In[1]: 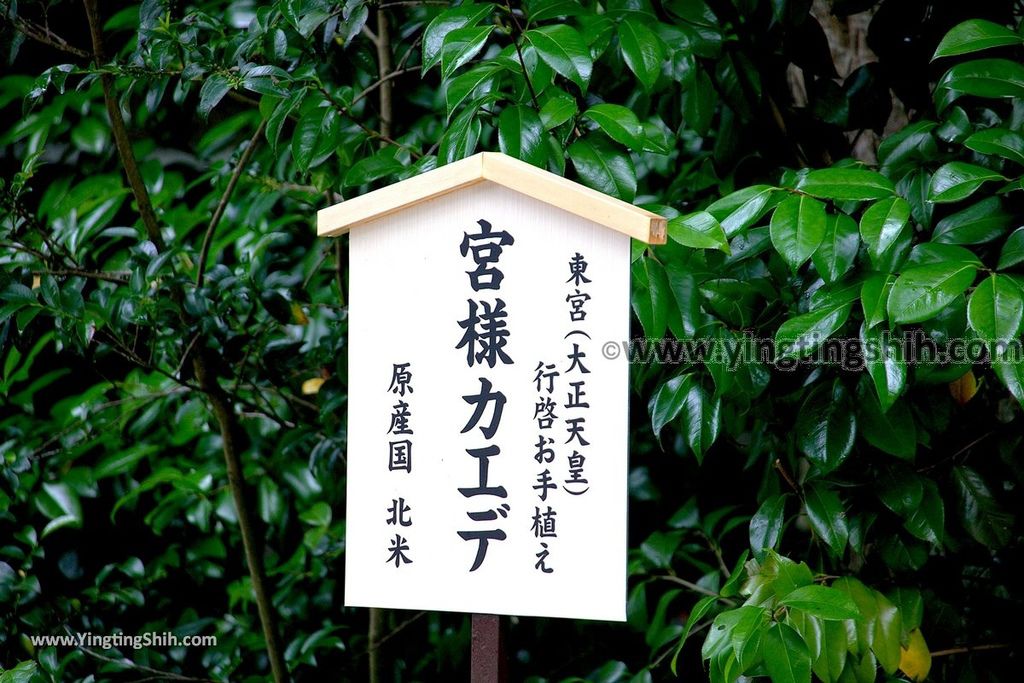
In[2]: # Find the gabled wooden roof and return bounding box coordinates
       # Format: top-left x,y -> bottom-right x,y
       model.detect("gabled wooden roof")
316,152 -> 667,244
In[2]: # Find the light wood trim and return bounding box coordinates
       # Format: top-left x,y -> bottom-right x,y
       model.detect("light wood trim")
317,155 -> 485,236
479,152 -> 666,244
316,151 -> 667,244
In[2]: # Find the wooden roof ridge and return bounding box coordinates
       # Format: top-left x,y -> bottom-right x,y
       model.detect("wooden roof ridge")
316,151 -> 667,244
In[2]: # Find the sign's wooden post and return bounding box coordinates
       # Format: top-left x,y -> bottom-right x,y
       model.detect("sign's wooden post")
318,152 -> 666,677
471,614 -> 506,683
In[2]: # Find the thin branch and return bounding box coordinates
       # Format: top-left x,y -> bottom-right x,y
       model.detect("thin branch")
9,14 -> 91,58
82,0 -> 164,251
655,575 -> 736,604
931,643 -> 1011,658
351,66 -> 420,108
364,611 -> 427,655
78,647 -> 218,683
196,119 -> 267,285
36,268 -> 129,284
505,3 -> 540,110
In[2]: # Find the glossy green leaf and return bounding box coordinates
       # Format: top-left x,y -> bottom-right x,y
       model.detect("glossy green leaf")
708,185 -> 778,237
933,19 -> 1023,59
526,25 -> 593,90
861,323 -> 906,413
964,127 -> 1024,165
952,465 -> 1012,548
927,162 -> 1004,203
796,381 -> 855,474
649,374 -> 687,439
860,274 -> 894,329
497,105 -> 546,167
967,274 -> 1024,348
937,58 -> 1024,106
667,211 -> 729,253
538,90 -> 577,130
804,483 -> 849,559
770,195 -> 827,271
750,494 -> 786,555
423,4 -> 494,71
780,585 -> 861,621
618,18 -> 665,91
933,196 -> 1011,245
998,227 -> 1024,270
440,26 -> 495,79
568,137 -> 636,201
763,622 -> 811,683
582,103 -> 643,149
677,375 -> 721,463
776,303 -> 852,359
859,389 -> 916,459
797,168 -> 895,201
812,213 -> 859,283
886,262 -> 977,324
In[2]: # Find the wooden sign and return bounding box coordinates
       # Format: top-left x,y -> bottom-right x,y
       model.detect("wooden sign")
319,153 -> 665,621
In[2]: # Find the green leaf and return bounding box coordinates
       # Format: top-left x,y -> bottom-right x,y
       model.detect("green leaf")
992,343 -> 1024,405
538,90 -> 578,130
631,256 -> 670,338
952,465 -> 1012,548
967,274 -> 1024,349
708,185 -> 778,237
423,4 -> 494,71
439,101 -> 482,163
526,25 -> 593,90
797,168 -> 895,201
198,73 -> 231,118
775,303 -> 852,359
932,19 -> 1023,59
37,481 -> 83,538
780,586 -> 861,621
667,211 -> 729,253
812,620 -> 849,683
750,494 -> 786,555
904,479 -> 945,545
869,592 -> 902,674
446,64 -> 501,119
859,387 -> 916,459
964,127 -> 1024,166
344,153 -> 405,187
937,58 -> 1024,106
859,197 -> 909,260
796,380 -> 855,474
440,26 -> 495,79
770,195 -> 827,271
933,196 -> 1011,245
618,18 -> 665,91
886,262 -> 977,324
860,274 -> 894,328
650,374 -> 687,440
671,595 -> 718,674
582,103 -> 643,150
497,105 -> 546,168
860,322 -> 906,413
812,213 -> 859,283
998,227 -> 1024,270
568,137 -> 636,201
927,162 -> 1004,203
763,623 -> 812,683
804,483 -> 848,559
678,374 -> 720,463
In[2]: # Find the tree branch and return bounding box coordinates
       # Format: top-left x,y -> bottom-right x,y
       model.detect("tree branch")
8,14 -> 91,58
82,0 -> 164,251
196,119 -> 266,285
193,358 -> 290,683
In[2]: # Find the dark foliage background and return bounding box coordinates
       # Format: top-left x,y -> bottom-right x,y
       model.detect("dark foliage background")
1,0 -> 1023,681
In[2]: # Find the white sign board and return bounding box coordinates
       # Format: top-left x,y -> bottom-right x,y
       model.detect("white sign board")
344,180 -> 630,621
